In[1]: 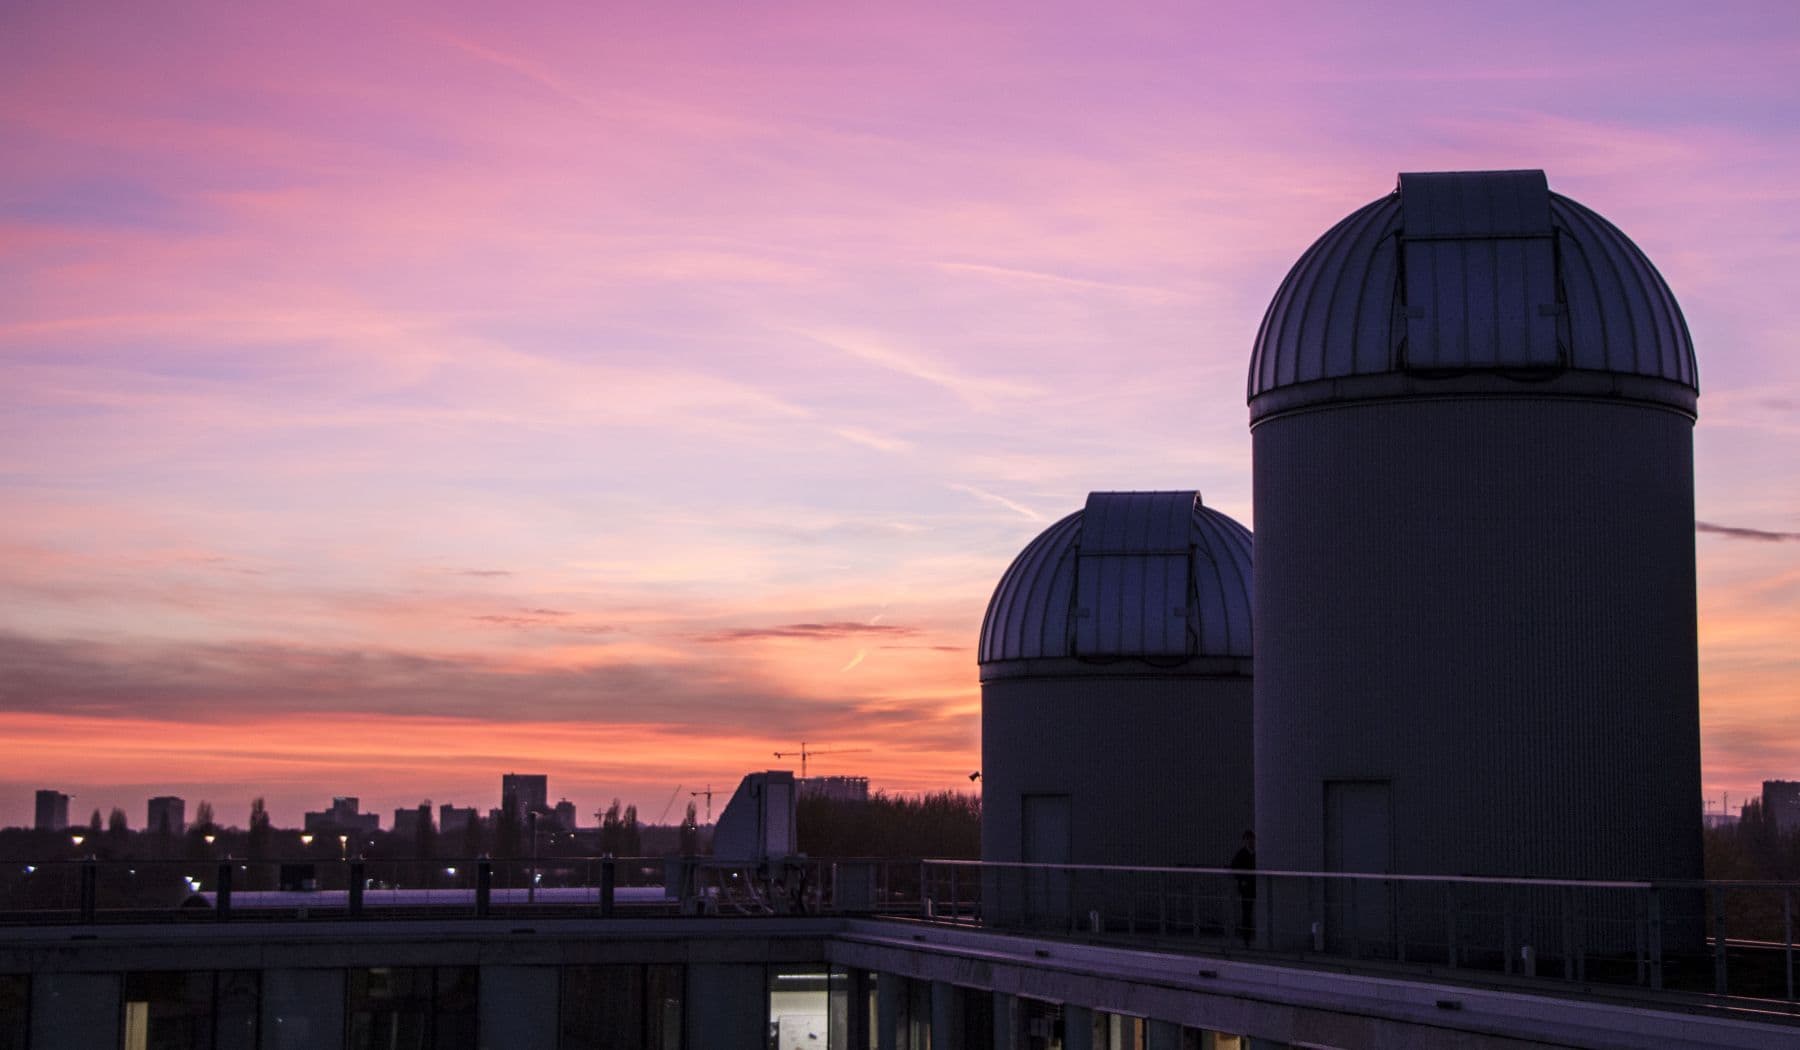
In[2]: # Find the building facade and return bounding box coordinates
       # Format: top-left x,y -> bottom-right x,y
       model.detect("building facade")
502,774 -> 549,820
303,797 -> 381,835
145,796 -> 185,837
32,791 -> 69,833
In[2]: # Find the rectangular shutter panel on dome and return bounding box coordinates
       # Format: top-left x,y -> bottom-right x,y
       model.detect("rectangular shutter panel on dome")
1074,492 -> 1191,656
1398,170 -> 1560,370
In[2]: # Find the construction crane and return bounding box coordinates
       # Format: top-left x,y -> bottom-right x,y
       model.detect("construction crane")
689,785 -> 715,823
654,784 -> 684,825
771,741 -> 871,779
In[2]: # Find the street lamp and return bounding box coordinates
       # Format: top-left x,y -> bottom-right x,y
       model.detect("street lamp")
70,834 -> 85,848
337,834 -> 348,861
300,833 -> 314,847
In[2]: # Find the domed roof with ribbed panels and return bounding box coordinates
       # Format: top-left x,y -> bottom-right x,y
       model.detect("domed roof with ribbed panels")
978,491 -> 1252,678
1247,170 -> 1696,422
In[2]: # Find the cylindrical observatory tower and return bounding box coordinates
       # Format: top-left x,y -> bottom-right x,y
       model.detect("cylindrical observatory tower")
980,490 -> 1253,883
1249,171 -> 1703,896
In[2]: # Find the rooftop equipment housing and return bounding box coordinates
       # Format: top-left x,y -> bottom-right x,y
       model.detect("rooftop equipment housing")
1248,171 -> 1703,949
979,490 -> 1253,920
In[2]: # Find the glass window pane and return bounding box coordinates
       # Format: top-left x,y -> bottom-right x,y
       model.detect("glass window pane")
645,964 -> 683,1050
433,967 -> 478,1050
559,966 -> 643,1050
214,972 -> 260,1050
0,976 -> 26,1050
347,967 -> 431,1050
123,971 -> 214,1050
768,966 -> 830,1050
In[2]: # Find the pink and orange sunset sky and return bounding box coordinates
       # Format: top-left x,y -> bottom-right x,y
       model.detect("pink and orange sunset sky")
2,1 -> 1797,830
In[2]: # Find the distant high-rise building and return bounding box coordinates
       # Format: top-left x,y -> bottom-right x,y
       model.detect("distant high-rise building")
502,773 -> 549,820
798,776 -> 870,804
147,796 -> 185,836
33,790 -> 70,832
553,798 -> 578,832
393,803 -> 433,840
303,796 -> 380,834
439,804 -> 478,837
1765,781 -> 1800,834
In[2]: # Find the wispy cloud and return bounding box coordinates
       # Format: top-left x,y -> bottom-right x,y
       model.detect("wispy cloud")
1698,521 -> 1800,542
947,483 -> 1044,523
832,425 -> 913,453
794,328 -> 1039,411
935,260 -> 1185,301
697,622 -> 921,643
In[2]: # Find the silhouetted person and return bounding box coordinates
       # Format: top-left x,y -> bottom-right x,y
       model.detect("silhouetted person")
1230,830 -> 1256,946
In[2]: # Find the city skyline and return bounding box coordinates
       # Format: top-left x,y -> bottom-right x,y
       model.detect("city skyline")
3,1 -> 1799,828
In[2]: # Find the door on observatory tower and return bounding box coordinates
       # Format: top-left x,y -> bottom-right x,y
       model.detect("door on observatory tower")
1324,780 -> 1393,956
1021,794 -> 1071,930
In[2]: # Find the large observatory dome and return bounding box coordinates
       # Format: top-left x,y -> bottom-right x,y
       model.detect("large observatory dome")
1247,170 -> 1696,422
978,490 -> 1252,675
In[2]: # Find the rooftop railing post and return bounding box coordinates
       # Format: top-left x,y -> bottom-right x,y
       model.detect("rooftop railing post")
1786,887 -> 1794,1002
919,860 -> 930,919
476,859 -> 491,918
1503,886 -> 1516,977
1561,885 -> 1576,981
1647,886 -> 1664,991
1190,872 -> 1201,940
949,866 -> 959,924
1574,889 -> 1586,983
79,857 -> 97,924
348,860 -> 364,918
1349,876 -> 1362,960
216,862 -> 232,923
599,854 -> 615,918
1393,878 -> 1405,963
1635,892 -> 1646,987
1712,885 -> 1728,996
1259,873 -> 1272,952
1445,883 -> 1458,969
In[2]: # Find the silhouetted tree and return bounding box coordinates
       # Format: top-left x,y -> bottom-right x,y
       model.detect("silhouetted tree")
796,790 -> 980,858
599,799 -> 641,855
87,809 -> 103,835
246,798 -> 272,861
107,807 -> 129,837
185,801 -> 218,861
679,801 -> 701,856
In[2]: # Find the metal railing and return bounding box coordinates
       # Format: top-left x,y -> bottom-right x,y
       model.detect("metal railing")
9,853 -> 1796,1010
0,854 -> 929,924
918,859 -> 1800,1010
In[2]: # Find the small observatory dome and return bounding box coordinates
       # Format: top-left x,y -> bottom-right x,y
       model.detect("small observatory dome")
980,490 -> 1252,670
1249,172 -> 1703,950
978,491 -> 1254,898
